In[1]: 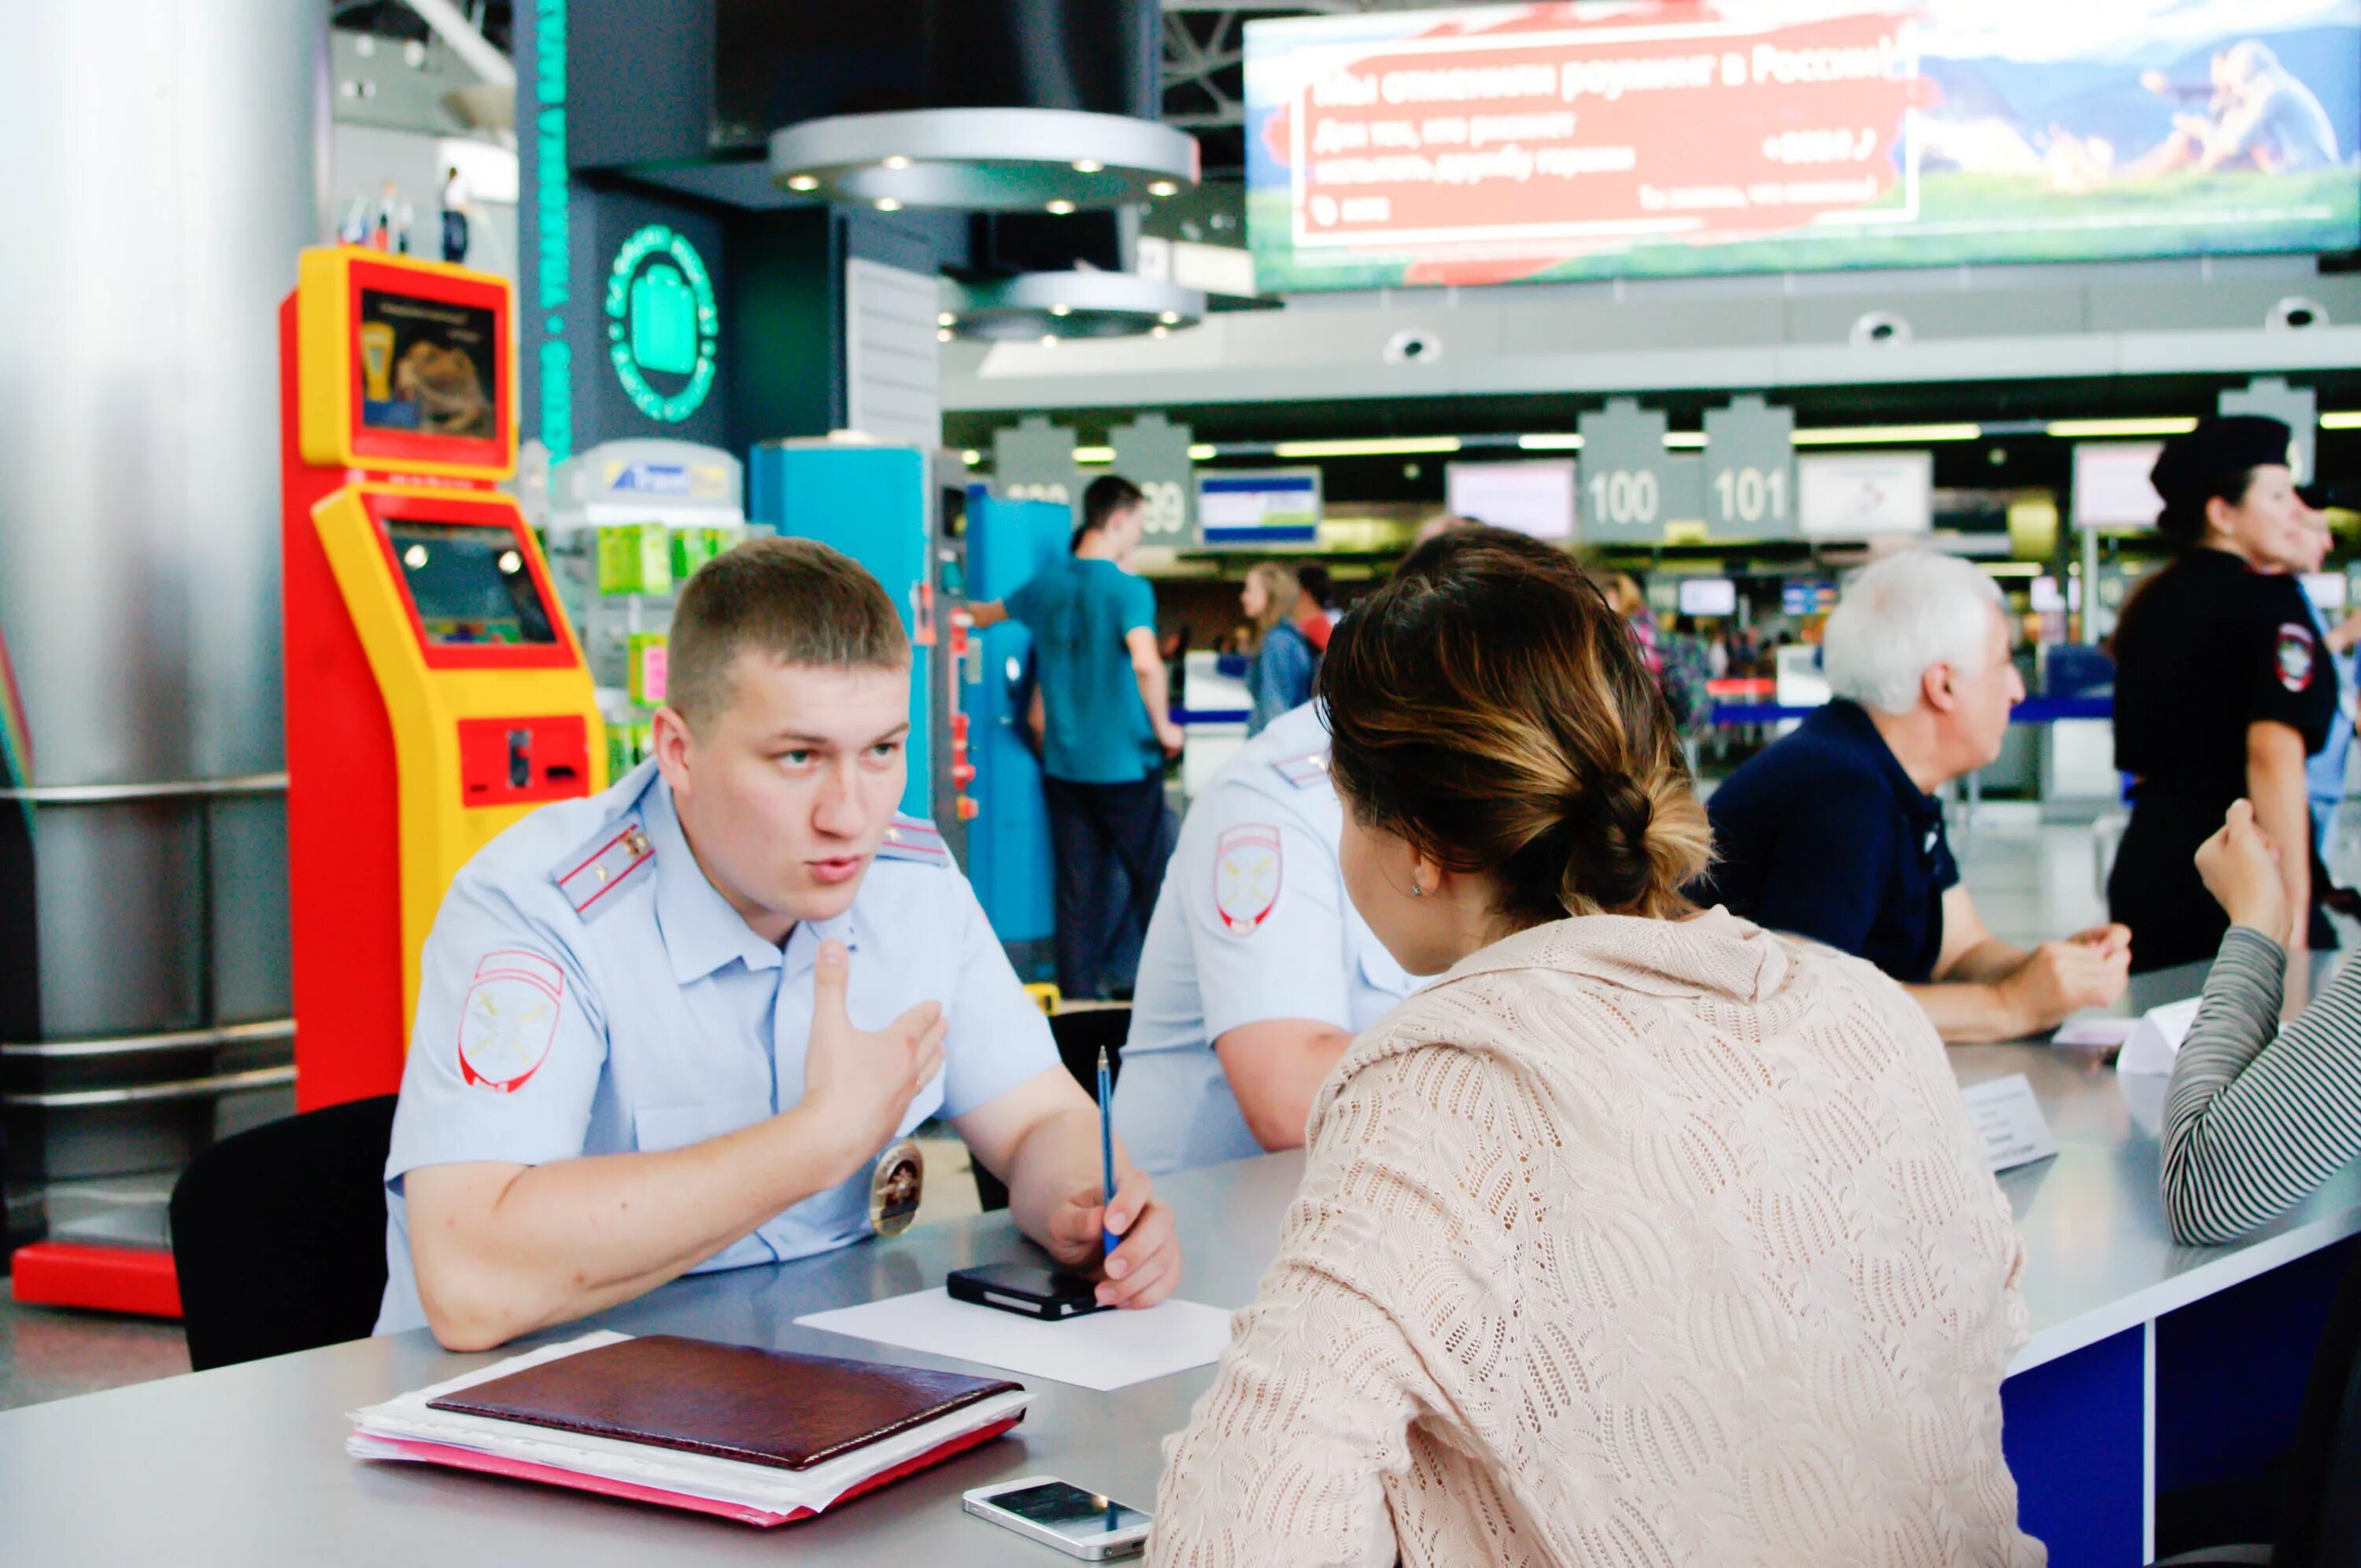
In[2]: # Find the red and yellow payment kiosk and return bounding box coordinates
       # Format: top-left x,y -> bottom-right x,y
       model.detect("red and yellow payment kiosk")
281,247 -> 603,1110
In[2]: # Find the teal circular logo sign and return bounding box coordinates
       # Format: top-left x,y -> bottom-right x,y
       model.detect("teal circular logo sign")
605,224 -> 718,423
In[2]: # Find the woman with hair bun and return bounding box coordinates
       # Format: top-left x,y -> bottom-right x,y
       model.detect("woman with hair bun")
2109,415 -> 2337,972
1148,526 -> 2038,1568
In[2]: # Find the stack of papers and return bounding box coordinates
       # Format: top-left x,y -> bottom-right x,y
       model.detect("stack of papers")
348,1331 -> 1032,1526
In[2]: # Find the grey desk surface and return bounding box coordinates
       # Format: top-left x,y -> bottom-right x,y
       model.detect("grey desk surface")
6,961 -> 2360,1566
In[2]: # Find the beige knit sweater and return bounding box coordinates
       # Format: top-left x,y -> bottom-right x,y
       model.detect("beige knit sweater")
1150,909 -> 2041,1568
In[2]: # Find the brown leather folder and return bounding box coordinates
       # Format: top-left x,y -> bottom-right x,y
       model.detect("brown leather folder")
427,1334 -> 1022,1472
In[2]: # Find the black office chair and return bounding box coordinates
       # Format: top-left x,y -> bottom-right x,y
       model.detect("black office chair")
168,1094 -> 398,1371
2155,1242 -> 2361,1566
970,1006 -> 1130,1214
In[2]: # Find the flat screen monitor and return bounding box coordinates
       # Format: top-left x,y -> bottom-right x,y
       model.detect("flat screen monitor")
1678,577 -> 1738,617
1797,451 -> 1934,537
357,290 -> 499,441
1446,459 -> 1576,540
2072,441 -> 2167,529
384,522 -> 558,647
1243,0 -> 2361,292
1197,469 -> 1323,546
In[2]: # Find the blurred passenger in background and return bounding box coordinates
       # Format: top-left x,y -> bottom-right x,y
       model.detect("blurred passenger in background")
2111,417 -> 2338,972
1701,552 -> 2130,1041
1294,562 -> 1338,653
1241,562 -> 1317,736
2293,506 -> 2361,874
970,476 -> 1184,999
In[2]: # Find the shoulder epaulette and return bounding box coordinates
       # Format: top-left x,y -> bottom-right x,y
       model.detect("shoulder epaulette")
877,814 -> 951,868
551,814 -> 655,921
1273,747 -> 1330,789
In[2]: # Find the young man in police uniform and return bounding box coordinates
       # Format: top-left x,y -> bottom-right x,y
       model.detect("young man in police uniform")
1114,700 -> 1418,1174
377,538 -> 1180,1350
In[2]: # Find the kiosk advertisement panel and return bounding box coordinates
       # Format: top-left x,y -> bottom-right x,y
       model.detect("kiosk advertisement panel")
283,249 -> 601,1109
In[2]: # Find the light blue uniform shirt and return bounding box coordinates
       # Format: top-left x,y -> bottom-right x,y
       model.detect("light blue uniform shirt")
376,761 -> 1056,1334
1113,703 -> 1417,1175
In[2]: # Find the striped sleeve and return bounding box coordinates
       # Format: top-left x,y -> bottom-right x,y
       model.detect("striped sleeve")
2162,928 -> 2361,1245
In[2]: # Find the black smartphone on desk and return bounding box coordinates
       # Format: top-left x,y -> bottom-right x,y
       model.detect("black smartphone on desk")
946,1264 -> 1109,1321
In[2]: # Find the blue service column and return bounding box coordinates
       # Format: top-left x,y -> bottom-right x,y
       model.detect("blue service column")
963,491 -> 1071,956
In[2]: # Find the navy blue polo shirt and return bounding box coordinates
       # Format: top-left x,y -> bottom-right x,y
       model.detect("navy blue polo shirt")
1698,699 -> 1959,983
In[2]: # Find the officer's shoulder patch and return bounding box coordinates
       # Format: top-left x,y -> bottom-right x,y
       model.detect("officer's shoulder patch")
876,814 -> 951,868
1272,747 -> 1330,789
1214,823 -> 1284,935
2278,621 -> 2319,692
551,814 -> 655,921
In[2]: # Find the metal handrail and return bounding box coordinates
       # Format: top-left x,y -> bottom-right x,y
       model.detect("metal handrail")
2,1064 -> 296,1108
0,772 -> 288,806
0,1018 -> 295,1060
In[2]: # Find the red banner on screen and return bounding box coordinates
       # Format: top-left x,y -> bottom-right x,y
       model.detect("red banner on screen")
1280,9 -> 1929,265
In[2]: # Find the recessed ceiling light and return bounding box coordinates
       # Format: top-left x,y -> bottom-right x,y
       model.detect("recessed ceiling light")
937,327 -> 953,342
1147,180 -> 1178,197
1157,311 -> 1182,326
1040,334 -> 1058,347
1150,325 -> 1170,339
961,449 -> 982,465
874,197 -> 903,212
937,312 -> 955,327
882,154 -> 911,170
788,174 -> 819,192
1049,304 -> 1072,317
1045,199 -> 1076,216
1072,159 -> 1104,174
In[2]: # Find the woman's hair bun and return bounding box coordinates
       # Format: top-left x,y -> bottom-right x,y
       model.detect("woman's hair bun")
1319,526 -> 1712,925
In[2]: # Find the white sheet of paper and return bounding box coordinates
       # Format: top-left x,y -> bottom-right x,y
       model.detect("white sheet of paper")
794,1289 -> 1234,1393
2118,996 -> 2204,1075
1961,1074 -> 2058,1173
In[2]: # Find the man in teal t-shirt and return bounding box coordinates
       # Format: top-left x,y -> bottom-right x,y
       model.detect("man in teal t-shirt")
973,477 -> 1184,998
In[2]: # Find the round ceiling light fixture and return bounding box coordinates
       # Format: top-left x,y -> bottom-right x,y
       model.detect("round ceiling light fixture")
940,271 -> 1206,342
771,108 -> 1199,211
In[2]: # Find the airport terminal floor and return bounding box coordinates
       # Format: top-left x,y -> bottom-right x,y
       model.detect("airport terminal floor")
17,2 -> 2361,1566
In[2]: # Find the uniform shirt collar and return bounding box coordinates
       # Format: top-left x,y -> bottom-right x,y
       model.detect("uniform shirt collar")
640,773 -> 841,983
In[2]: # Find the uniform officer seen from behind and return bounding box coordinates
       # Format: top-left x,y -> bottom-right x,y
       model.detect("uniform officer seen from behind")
378,538 -> 1180,1350
1115,700 -> 1418,1175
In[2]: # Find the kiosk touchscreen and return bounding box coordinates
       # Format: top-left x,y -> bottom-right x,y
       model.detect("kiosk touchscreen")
283,248 -> 603,1109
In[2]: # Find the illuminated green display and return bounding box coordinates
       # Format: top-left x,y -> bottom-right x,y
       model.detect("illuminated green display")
605,225 -> 719,424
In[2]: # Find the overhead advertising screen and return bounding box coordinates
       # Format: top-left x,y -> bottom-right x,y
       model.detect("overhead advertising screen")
1446,459 -> 1577,540
357,290 -> 499,440
1244,0 -> 2361,291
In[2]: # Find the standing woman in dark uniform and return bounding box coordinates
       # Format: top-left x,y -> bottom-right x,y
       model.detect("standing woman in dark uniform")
2111,416 -> 2336,972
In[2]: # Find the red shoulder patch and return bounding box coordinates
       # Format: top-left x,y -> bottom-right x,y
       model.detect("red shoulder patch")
2278,622 -> 2319,692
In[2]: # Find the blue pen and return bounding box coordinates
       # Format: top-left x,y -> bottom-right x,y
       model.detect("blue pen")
1097,1045 -> 1119,1257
